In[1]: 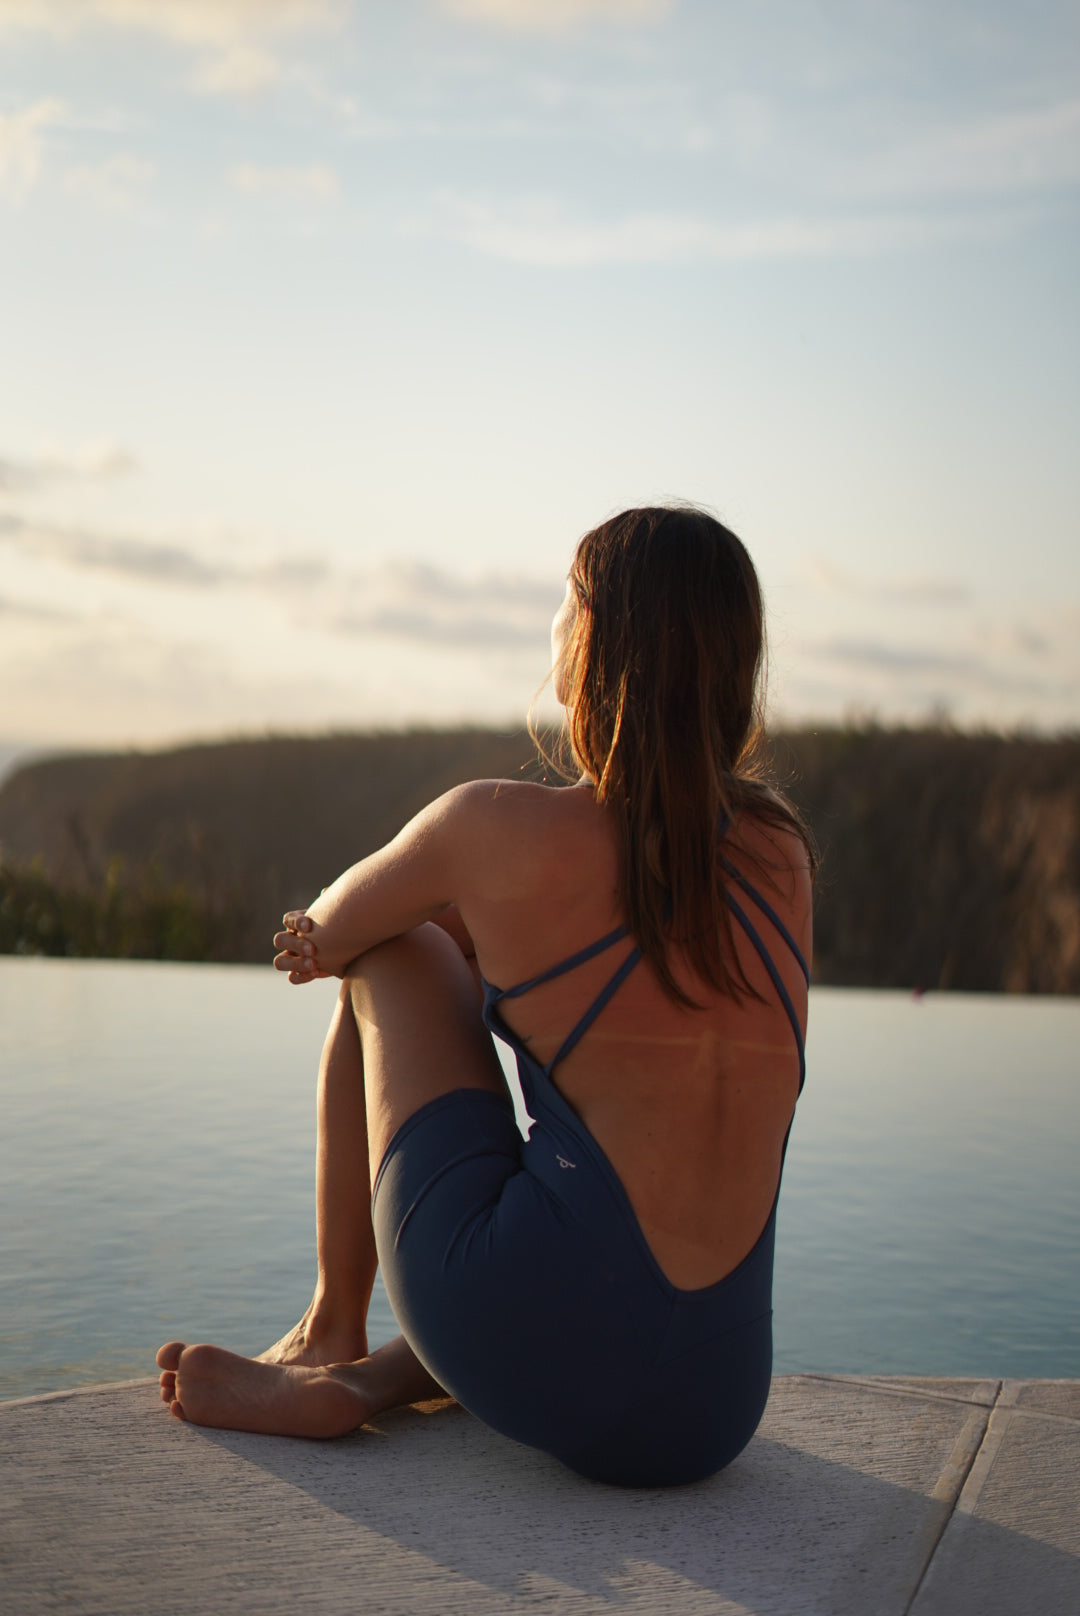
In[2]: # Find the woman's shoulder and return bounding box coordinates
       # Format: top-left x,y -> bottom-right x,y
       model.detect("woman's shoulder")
433,775 -> 566,822
729,785 -> 811,869
436,775 -> 594,831
724,795 -> 813,960
434,777 -> 615,900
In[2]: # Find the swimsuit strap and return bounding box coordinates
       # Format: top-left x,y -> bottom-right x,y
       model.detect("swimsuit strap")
488,921 -> 632,1002
725,890 -> 807,1093
486,861 -> 807,1086
541,941 -> 643,1076
720,857 -> 811,984
484,923 -> 643,1079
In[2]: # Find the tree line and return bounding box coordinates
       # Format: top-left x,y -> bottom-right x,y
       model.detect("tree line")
1,726 -> 1077,992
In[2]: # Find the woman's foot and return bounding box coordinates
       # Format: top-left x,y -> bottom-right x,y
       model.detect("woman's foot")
255,1301 -> 368,1369
156,1342 -> 372,1437
156,1335 -> 446,1438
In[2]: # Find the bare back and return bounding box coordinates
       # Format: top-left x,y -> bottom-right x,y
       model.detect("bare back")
458,780 -> 812,1291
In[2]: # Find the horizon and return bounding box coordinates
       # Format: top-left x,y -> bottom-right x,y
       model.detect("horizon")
4,709 -> 1077,795
2,0 -> 1078,750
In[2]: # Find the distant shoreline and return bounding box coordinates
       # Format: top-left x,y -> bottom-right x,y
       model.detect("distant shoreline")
2,725 -> 1078,993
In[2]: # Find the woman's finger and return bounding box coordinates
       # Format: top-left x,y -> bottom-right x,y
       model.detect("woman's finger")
273,930 -> 315,955
282,910 -> 312,933
274,950 -> 316,975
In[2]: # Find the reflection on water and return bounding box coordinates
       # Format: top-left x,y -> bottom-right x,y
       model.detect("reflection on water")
1,959 -> 1077,1400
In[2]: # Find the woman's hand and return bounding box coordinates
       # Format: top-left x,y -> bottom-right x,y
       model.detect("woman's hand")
273,910 -> 333,984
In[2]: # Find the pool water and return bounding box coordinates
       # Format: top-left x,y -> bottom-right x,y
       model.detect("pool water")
1,958 -> 1077,1401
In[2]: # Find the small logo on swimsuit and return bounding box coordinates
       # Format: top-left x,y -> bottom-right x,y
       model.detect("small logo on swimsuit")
556,1154 -> 577,1170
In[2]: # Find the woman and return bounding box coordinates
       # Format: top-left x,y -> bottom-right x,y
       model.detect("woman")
157,504 -> 813,1487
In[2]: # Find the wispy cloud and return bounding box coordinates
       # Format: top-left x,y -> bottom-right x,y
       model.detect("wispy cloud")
0,445 -> 138,494
0,592 -> 77,624
436,0 -> 672,32
438,191 -> 1002,266
227,161 -> 339,202
806,638 -> 982,678
0,616 -> 362,748
839,99 -> 1080,202
0,1 -> 339,99
797,614 -> 1080,709
64,152 -> 155,211
0,98 -> 64,203
0,510 -> 561,653
775,586 -> 1080,726
327,560 -> 560,650
807,558 -> 972,608
190,45 -> 282,97
0,1 -> 336,44
0,512 -> 230,586
331,606 -> 539,649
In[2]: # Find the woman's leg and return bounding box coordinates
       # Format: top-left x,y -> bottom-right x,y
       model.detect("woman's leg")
157,924 -> 509,1437
257,989 -> 378,1367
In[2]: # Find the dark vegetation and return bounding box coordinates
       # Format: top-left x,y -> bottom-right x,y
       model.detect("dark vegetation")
771,728 -> 1080,994
1,727 -> 1078,992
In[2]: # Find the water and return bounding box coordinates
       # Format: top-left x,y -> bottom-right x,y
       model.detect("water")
1,958 -> 1077,1401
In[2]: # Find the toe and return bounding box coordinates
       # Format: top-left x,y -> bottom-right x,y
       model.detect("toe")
169,1399 -> 187,1421
156,1341 -> 185,1371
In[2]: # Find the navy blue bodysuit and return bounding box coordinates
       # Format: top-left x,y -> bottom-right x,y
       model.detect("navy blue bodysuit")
372,867 -> 808,1487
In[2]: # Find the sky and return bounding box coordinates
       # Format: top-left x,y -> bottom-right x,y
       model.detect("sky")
1,0 -> 1078,766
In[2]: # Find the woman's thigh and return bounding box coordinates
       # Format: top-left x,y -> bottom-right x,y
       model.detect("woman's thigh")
345,922 -> 508,1185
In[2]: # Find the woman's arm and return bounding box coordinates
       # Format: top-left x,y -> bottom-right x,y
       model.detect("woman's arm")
429,903 -> 482,992
273,782 -> 494,982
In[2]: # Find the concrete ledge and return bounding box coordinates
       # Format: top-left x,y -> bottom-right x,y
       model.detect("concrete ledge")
2,1375 -> 1077,1614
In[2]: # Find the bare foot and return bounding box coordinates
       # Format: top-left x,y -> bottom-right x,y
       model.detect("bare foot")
156,1335 -> 446,1438
156,1341 -> 373,1437
256,1302 -> 368,1369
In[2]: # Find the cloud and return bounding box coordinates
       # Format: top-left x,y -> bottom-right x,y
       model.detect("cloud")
0,445 -> 138,494
844,99 -> 1080,202
0,98 -> 64,203
227,161 -> 339,202
0,1 -> 339,100
0,507 -> 339,592
798,629 -> 1079,708
807,558 -> 972,607
438,192 -> 1000,266
0,592 -> 77,623
380,560 -> 558,613
328,561 -> 560,651
0,616 -> 362,748
191,45 -> 281,96
63,153 -> 155,211
436,0 -> 671,31
0,510 -> 561,655
806,637 -> 981,677
776,592 -> 1080,726
331,606 -> 537,649
0,1 -> 334,44
0,512 -> 230,586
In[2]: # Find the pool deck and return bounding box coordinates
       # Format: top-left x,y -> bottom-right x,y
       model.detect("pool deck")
2,1374 -> 1077,1614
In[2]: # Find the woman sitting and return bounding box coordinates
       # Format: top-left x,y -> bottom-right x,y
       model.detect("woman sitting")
157,504 -> 813,1487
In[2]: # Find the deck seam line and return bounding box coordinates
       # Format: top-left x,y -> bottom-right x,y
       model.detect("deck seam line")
797,1373 -> 998,1408
0,1377 -> 158,1412
900,1378 -> 1002,1616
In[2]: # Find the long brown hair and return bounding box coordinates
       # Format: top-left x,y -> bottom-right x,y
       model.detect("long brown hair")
536,505 -> 814,1007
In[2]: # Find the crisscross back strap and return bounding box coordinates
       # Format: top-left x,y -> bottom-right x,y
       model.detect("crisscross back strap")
486,861 -> 807,1086
720,857 -> 811,984
483,923 -> 644,1080
488,922 -> 631,1004
725,891 -> 807,1092
540,941 -> 643,1076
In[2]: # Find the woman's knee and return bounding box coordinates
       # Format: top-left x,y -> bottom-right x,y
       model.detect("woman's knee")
342,923 -> 465,1007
